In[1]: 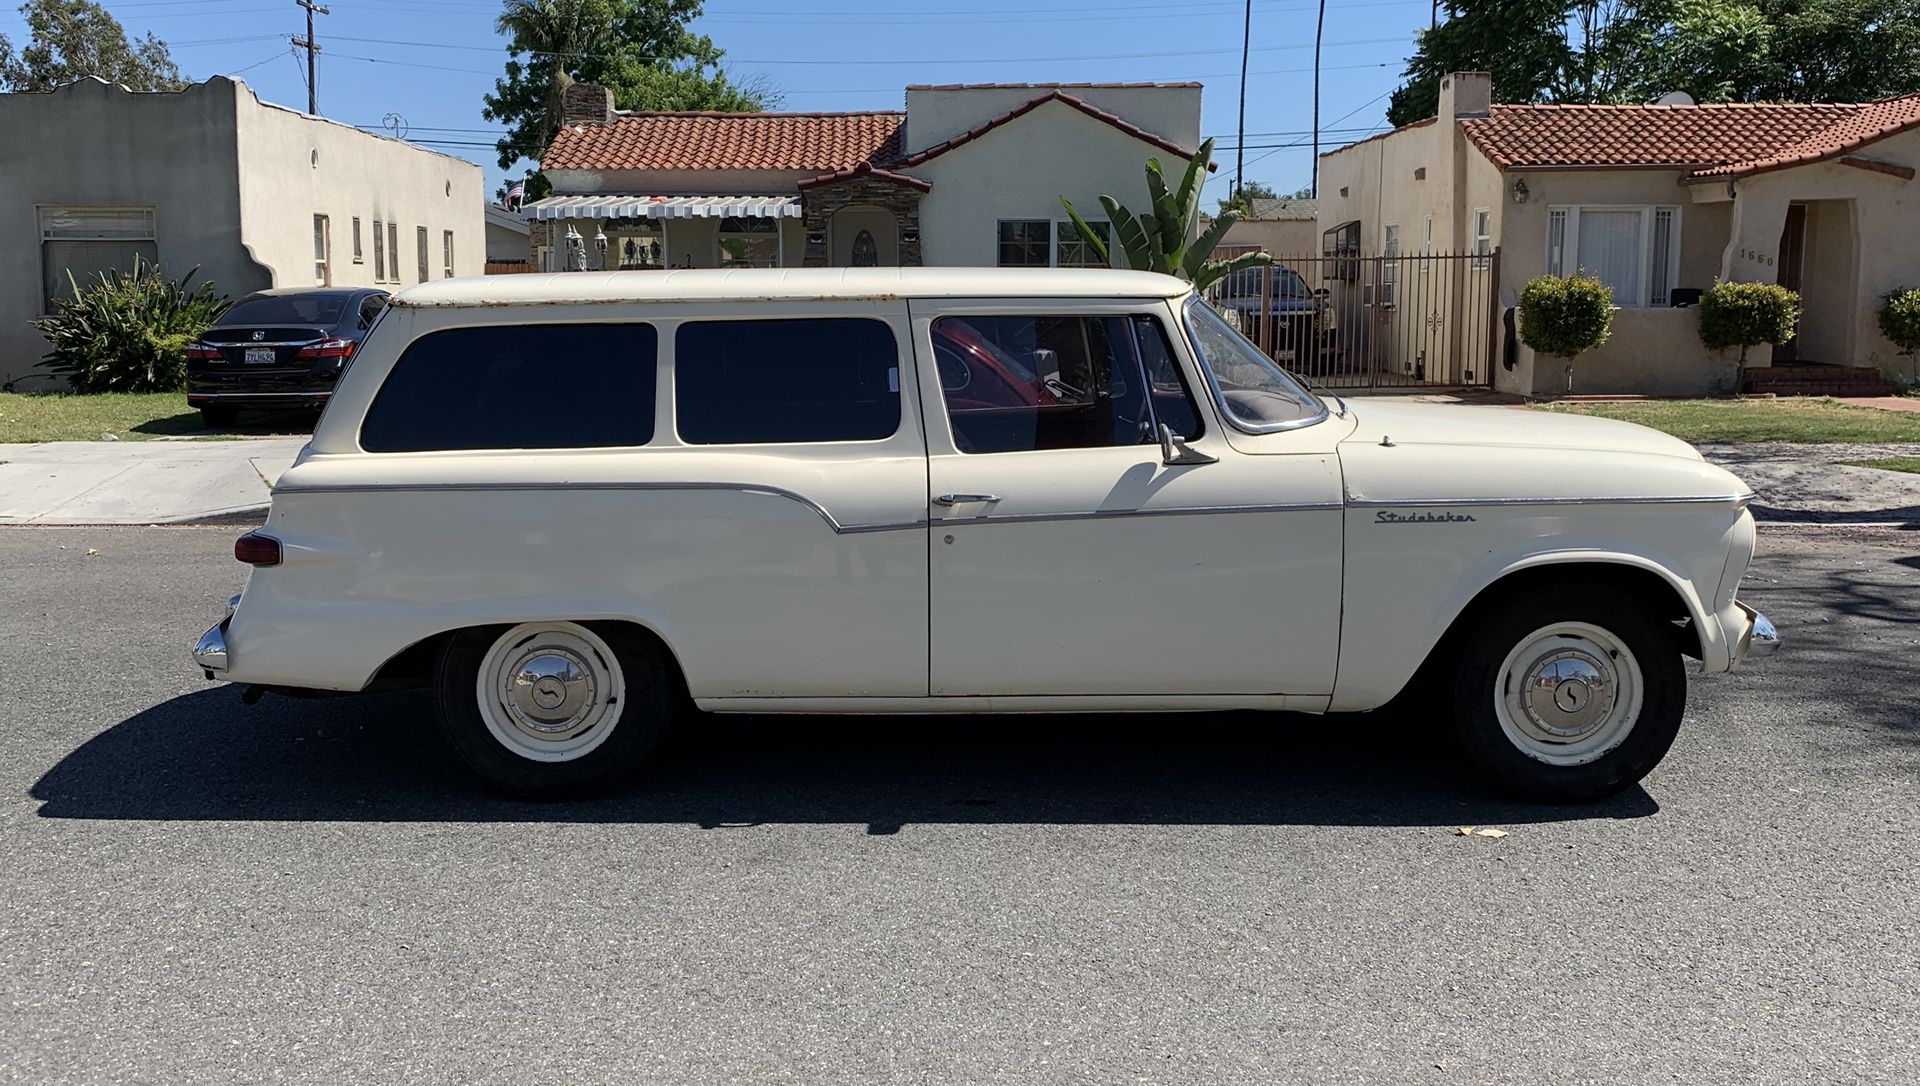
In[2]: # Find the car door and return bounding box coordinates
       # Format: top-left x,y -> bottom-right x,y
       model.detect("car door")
911,297 -> 1345,698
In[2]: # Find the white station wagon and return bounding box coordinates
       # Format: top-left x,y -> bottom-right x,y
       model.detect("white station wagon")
193,268 -> 1777,801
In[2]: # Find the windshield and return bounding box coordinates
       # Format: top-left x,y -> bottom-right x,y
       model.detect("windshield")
219,294 -> 349,326
1182,296 -> 1326,432
1220,266 -> 1312,299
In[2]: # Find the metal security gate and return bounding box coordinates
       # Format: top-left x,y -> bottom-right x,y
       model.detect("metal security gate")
1203,248 -> 1501,390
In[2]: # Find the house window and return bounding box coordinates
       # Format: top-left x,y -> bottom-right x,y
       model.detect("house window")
1056,220 -> 1110,267
387,222 -> 400,283
313,214 -> 331,285
351,217 -> 364,264
850,230 -> 879,267
372,219 -> 386,281
1544,205 -> 1680,307
1322,219 -> 1360,281
416,226 -> 429,283
608,222 -> 664,269
37,206 -> 158,311
444,230 -> 456,277
1380,224 -> 1399,308
1471,208 -> 1491,270
997,220 -> 1050,267
717,216 -> 778,268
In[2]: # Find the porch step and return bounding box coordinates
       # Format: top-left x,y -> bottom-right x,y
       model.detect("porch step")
1740,364 -> 1900,398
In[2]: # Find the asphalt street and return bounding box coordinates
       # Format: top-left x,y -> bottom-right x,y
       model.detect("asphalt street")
1,524 -> 1915,1084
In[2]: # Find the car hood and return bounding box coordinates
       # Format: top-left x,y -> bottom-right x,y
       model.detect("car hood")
1334,399 -> 1754,507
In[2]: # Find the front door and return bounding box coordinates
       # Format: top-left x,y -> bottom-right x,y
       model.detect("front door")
911,299 -> 1345,698
1775,204 -> 1807,362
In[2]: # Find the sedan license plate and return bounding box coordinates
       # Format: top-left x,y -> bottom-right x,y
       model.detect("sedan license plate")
244,347 -> 276,364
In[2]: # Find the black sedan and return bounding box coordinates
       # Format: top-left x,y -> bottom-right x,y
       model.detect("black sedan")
186,288 -> 388,427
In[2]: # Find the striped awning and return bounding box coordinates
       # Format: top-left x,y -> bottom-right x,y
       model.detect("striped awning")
521,195 -> 802,220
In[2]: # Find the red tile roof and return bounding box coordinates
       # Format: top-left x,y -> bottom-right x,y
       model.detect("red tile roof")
1448,95 -> 1920,180
893,89 -> 1206,169
795,161 -> 933,192
541,110 -> 903,173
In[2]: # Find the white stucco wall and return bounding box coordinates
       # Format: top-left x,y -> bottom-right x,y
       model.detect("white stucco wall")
903,85 -> 1201,157
911,96 -> 1198,268
234,87 -> 483,290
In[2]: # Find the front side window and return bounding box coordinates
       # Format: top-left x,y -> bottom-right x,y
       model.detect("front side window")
361,323 -> 656,452
1184,297 -> 1323,432
997,220 -> 1050,267
38,206 -> 158,310
675,318 -> 899,445
1544,205 -> 1679,307
932,313 -> 1200,455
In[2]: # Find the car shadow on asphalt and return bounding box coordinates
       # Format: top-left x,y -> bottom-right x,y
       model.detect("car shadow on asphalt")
30,688 -> 1657,829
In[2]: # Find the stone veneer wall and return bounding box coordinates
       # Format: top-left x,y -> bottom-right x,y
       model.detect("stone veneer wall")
800,178 -> 925,267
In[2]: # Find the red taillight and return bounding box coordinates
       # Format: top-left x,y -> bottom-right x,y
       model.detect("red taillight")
295,338 -> 355,360
187,341 -> 223,361
234,532 -> 282,567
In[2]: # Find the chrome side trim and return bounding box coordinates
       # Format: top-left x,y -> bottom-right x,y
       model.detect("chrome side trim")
271,480 -> 926,536
1346,492 -> 1756,509
214,339 -> 324,348
941,500 -> 1343,527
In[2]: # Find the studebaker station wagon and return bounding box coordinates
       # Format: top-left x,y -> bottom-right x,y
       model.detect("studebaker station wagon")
193,268 -> 1778,801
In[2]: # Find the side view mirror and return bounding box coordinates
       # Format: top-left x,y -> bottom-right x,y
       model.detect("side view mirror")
1160,423 -> 1217,466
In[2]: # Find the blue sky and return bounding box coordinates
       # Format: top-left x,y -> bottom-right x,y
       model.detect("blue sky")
2,0 -> 1437,201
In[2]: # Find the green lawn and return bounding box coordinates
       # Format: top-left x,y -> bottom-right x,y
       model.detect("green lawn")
1535,398 -> 1920,444
1838,456 -> 1920,474
0,392 -> 309,443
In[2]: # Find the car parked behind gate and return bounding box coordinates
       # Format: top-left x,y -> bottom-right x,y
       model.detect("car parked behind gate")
186,287 -> 389,427
192,268 -> 1777,801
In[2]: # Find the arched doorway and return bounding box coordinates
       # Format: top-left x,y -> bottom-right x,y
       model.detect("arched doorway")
830,205 -> 899,267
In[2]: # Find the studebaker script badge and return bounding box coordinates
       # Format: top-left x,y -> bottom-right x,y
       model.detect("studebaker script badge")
1375,510 -> 1477,524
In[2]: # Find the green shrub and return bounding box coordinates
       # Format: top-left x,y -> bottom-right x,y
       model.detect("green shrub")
1519,274 -> 1614,392
33,258 -> 231,393
1698,280 -> 1800,367
1880,288 -> 1920,355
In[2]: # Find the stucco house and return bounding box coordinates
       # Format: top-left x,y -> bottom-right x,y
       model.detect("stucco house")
0,76 -> 485,384
521,81 -> 1205,272
1218,197 -> 1318,255
1317,72 -> 1920,396
484,203 -> 531,270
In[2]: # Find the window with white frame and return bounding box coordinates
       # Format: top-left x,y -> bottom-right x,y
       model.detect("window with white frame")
443,230 -> 456,277
1471,208 -> 1491,269
1545,205 -> 1680,308
387,223 -> 400,283
1056,219 -> 1111,267
38,206 -> 158,311
372,219 -> 387,281
313,214 -> 331,285
1380,224 -> 1400,308
351,216 -> 364,264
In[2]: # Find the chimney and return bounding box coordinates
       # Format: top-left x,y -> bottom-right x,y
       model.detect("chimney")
1438,71 -> 1492,120
561,82 -> 616,126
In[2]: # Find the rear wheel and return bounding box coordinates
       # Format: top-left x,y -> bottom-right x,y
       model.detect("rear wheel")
1450,584 -> 1686,801
433,621 -> 673,799
199,404 -> 240,428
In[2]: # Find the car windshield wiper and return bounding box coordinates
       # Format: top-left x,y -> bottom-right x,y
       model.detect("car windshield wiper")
1290,368 -> 1347,418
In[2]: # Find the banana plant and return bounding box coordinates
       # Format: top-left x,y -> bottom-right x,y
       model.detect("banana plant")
1060,137 -> 1271,292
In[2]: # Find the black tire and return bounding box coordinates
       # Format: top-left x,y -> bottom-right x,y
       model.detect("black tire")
433,621 -> 674,799
1450,583 -> 1686,802
199,404 -> 240,428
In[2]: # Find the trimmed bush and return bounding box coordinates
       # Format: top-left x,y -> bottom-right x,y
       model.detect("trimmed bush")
1519,274 -> 1614,392
1698,280 -> 1800,367
33,258 -> 230,393
1880,288 -> 1920,356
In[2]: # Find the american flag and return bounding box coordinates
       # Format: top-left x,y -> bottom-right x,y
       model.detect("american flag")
503,179 -> 526,210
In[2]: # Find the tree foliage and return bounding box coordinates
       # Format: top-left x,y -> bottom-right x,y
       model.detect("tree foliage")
0,0 -> 185,92
34,257 -> 229,393
1698,280 -> 1800,365
1387,0 -> 1920,126
481,0 -> 779,179
1215,179 -> 1279,216
1060,139 -> 1273,292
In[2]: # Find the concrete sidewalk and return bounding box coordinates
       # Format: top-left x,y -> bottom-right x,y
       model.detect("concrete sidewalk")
0,439 -> 304,524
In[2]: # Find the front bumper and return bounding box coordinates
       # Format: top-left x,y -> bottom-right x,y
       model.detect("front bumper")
192,595 -> 241,676
1735,603 -> 1781,662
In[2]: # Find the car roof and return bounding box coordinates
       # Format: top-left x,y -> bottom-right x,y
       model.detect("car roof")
389,268 -> 1194,309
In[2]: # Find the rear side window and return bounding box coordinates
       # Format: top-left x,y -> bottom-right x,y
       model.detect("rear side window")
361,323 -> 656,452
675,318 -> 899,445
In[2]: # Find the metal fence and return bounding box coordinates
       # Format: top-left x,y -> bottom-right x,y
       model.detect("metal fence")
1202,247 -> 1502,390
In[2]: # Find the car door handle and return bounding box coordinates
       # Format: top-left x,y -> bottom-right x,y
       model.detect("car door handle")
933,493 -> 1001,506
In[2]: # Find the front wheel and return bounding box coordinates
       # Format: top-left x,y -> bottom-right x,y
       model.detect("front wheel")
1451,585 -> 1686,802
433,621 -> 673,799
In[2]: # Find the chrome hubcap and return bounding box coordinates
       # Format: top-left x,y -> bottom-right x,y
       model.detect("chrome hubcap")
504,649 -> 596,737
476,623 -> 625,763
1494,622 -> 1644,767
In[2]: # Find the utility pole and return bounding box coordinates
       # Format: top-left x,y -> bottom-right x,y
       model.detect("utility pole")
1312,0 -> 1325,197
292,0 -> 328,115
1236,0 -> 1251,198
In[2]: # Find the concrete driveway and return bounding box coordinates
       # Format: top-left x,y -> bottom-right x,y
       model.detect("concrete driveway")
0,439 -> 305,524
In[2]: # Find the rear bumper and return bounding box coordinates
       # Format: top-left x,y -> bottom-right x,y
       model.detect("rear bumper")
187,391 -> 333,405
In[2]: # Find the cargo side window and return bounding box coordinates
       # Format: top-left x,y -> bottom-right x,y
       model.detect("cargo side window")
675,318 -> 900,445
932,313 -> 1200,455
360,323 -> 656,452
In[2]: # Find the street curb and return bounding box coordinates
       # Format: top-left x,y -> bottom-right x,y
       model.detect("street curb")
0,505 -> 269,528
